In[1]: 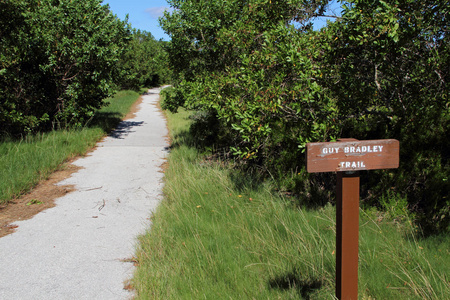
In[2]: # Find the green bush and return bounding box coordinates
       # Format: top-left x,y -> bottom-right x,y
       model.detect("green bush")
0,0 -> 131,135
117,30 -> 171,90
160,0 -> 448,233
323,0 -> 449,233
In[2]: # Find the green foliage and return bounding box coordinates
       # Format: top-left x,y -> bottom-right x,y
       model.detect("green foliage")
379,190 -> 411,223
161,0 -> 336,161
160,0 -> 449,233
133,108 -> 450,299
323,0 -> 449,233
0,0 -> 131,135
117,30 -> 171,90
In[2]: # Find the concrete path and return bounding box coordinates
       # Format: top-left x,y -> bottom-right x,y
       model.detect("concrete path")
0,87 -> 169,299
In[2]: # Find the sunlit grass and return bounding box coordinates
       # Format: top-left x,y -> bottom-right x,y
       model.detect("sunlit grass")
359,210 -> 450,299
133,106 -> 449,299
0,89 -> 143,204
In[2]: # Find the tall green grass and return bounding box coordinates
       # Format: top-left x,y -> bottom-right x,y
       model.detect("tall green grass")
0,90 -> 143,204
133,108 -> 449,299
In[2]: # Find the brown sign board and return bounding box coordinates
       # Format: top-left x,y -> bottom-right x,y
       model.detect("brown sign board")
305,138 -> 400,299
306,139 -> 399,173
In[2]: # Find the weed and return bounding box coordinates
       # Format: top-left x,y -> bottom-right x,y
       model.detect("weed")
26,199 -> 43,206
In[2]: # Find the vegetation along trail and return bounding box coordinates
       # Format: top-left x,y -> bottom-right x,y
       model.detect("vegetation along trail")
0,87 -> 168,299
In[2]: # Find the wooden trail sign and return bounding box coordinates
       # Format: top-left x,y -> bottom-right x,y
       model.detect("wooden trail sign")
306,139 -> 399,300
307,139 -> 399,173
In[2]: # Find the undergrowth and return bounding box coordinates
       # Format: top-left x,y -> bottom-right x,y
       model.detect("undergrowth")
133,106 -> 449,299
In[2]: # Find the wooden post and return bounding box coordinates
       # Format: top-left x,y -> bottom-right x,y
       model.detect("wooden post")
306,138 -> 399,300
336,171 -> 360,300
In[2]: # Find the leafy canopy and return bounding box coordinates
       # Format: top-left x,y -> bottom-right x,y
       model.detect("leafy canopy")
0,0 -> 131,134
161,0 -> 449,232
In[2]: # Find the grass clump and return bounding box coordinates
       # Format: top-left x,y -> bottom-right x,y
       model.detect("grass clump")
133,109 -> 336,299
0,89 -> 143,204
133,107 -> 449,299
358,209 -> 449,299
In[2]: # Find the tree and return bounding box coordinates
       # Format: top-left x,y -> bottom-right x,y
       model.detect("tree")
323,0 -> 449,232
117,30 -> 171,90
0,0 -> 131,135
161,0 -> 335,161
160,0 -> 449,232
0,0 -> 50,134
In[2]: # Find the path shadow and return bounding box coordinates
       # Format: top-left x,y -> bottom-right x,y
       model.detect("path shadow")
143,90 -> 160,96
89,112 -> 123,133
269,271 -> 323,299
108,121 -> 144,139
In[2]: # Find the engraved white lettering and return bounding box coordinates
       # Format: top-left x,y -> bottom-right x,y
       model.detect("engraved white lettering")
343,145 -> 383,154
339,161 -> 366,169
322,147 -> 340,154
326,143 -> 385,160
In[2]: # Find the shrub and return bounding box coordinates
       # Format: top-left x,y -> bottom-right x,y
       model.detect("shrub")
0,0 -> 131,135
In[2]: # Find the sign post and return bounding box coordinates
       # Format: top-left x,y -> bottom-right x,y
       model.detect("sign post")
306,139 -> 399,300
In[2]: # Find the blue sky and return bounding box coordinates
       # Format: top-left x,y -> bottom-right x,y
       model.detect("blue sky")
312,0 -> 342,30
102,0 -> 342,41
102,0 -> 172,40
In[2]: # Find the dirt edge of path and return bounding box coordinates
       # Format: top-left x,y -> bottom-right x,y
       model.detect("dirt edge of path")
0,163 -> 81,238
0,92 -> 151,239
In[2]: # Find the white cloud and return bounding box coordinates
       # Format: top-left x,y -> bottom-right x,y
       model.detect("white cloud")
145,7 -> 172,19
